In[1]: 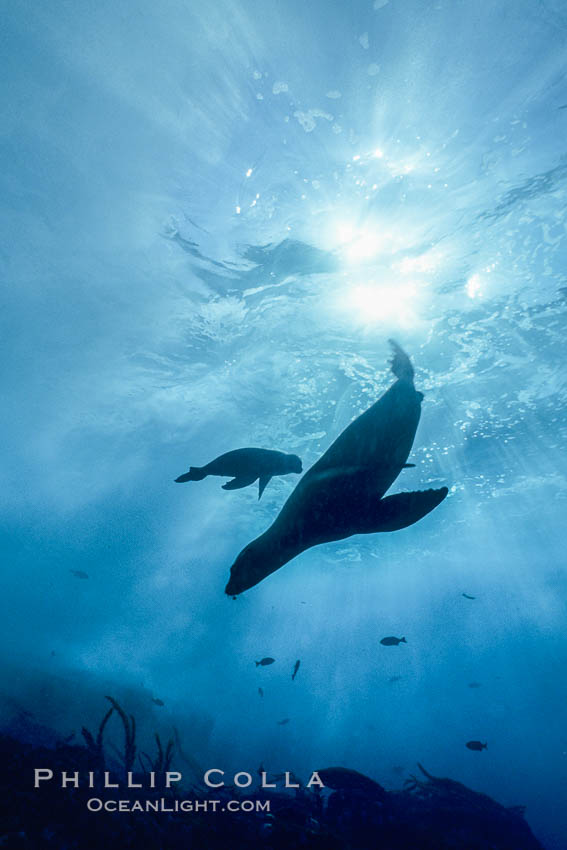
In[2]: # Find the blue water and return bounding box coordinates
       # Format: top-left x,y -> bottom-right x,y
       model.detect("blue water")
2,1 -> 567,847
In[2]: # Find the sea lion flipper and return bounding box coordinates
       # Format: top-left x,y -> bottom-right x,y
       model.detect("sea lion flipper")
175,466 -> 207,483
389,339 -> 414,382
360,488 -> 449,533
222,475 -> 258,491
258,475 -> 272,500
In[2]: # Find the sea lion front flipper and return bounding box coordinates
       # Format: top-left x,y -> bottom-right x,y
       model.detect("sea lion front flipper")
222,475 -> 258,491
359,488 -> 449,533
258,475 -> 272,500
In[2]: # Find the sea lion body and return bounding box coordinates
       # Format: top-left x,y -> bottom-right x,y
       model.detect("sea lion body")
225,342 -> 448,596
176,448 -> 302,498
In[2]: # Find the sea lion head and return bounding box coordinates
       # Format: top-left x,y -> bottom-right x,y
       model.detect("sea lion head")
225,534 -> 285,596
225,541 -> 262,596
286,454 -> 303,474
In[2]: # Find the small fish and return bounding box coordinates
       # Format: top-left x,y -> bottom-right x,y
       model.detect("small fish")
70,570 -> 89,580
292,660 -> 301,680
466,740 -> 487,751
256,657 -> 275,667
380,636 -> 407,646
152,698 -> 164,706
468,682 -> 482,689
388,675 -> 403,683
277,718 -> 290,725
462,593 -> 476,600
258,687 -> 264,698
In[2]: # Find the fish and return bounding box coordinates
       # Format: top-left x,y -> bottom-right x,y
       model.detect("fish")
258,687 -> 264,697
468,682 -> 482,689
380,636 -> 407,646
292,660 -> 301,680
462,593 -> 476,600
388,675 -> 403,683
70,570 -> 89,579
277,718 -> 290,725
466,740 -> 487,751
256,657 -> 275,667
151,698 -> 164,706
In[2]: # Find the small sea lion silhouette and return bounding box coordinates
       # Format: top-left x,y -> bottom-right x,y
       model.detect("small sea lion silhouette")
175,448 -> 302,499
225,341 -> 448,596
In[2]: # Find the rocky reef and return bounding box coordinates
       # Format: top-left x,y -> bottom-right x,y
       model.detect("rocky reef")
0,698 -> 544,849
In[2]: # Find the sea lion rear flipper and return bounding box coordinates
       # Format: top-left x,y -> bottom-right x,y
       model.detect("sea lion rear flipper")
389,339 -> 414,382
175,466 -> 207,483
258,475 -> 272,500
222,475 -> 258,491
359,487 -> 449,533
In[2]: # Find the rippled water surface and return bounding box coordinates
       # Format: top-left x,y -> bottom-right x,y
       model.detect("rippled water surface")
2,1 -> 567,847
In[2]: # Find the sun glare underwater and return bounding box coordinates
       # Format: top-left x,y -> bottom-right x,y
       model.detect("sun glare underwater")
2,0 -> 567,847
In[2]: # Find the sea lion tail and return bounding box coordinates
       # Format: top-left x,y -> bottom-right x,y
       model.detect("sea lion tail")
389,339 -> 414,382
175,466 -> 207,483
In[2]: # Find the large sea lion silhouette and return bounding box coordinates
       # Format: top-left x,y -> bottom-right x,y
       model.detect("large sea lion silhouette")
175,448 -> 302,499
225,341 -> 448,595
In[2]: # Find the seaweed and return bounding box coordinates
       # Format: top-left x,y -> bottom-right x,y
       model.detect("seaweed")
80,704 -> 114,771
104,695 -> 136,778
138,733 -> 175,779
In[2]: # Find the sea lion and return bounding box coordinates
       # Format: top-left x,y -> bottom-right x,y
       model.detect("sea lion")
175,448 -> 302,499
225,340 -> 448,596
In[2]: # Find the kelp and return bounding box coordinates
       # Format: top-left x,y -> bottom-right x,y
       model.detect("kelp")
104,696 -> 136,778
80,704 -> 114,771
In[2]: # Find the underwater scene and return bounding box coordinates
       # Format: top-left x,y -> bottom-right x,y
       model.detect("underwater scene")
2,0 -> 567,847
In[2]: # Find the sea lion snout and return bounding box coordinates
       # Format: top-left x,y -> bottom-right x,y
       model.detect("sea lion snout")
225,544 -> 259,596
289,454 -> 303,473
